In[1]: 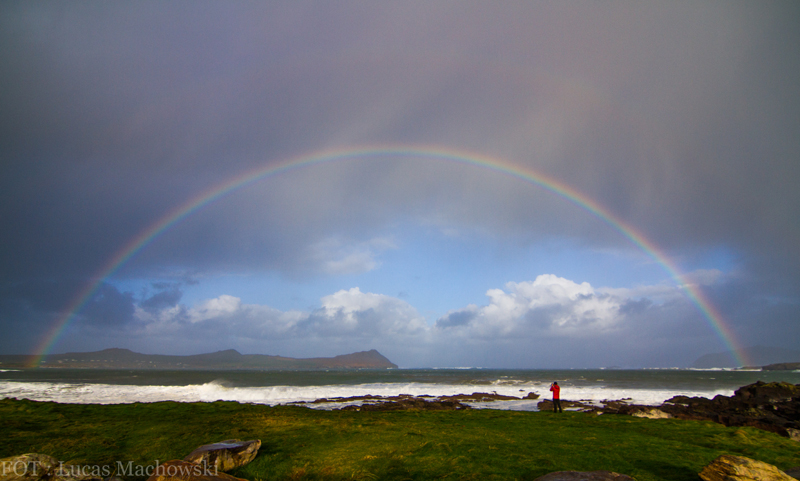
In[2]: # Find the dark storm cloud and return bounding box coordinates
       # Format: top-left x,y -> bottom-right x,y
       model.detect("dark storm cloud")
79,284 -> 135,326
1,1 -> 799,358
139,284 -> 183,313
0,279 -> 82,315
4,2 -> 798,260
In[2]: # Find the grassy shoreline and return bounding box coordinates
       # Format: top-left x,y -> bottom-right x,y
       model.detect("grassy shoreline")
2,398 -> 798,481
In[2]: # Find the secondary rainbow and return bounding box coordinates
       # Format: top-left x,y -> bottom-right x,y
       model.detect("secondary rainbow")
31,145 -> 750,367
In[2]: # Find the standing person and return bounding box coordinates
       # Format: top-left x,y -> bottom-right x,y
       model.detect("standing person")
550,382 -> 563,413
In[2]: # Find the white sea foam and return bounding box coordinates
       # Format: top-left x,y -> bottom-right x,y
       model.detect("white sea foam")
685,367 -> 761,372
0,380 -> 733,410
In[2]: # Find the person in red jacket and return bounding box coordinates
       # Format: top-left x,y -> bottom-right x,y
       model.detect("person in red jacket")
550,382 -> 563,413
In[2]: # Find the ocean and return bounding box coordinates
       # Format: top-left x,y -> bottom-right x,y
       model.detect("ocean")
1,368 -> 798,410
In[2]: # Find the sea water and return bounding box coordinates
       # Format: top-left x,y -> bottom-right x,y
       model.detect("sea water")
1,368 -> 798,410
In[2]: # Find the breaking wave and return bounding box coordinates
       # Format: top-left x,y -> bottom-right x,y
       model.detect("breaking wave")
0,379 -> 731,410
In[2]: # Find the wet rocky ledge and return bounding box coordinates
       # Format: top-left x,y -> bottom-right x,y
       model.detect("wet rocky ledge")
298,381 -> 800,441
292,391 -> 540,411
580,381 -> 800,441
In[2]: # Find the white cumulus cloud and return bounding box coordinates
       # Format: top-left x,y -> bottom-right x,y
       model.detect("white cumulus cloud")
189,294 -> 242,323
304,287 -> 428,337
113,272 -> 729,367
436,274 -> 622,337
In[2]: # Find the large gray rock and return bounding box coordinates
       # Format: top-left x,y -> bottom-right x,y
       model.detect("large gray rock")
183,439 -> 260,472
699,455 -> 795,481
0,454 -> 102,481
534,471 -> 636,481
1,454 -> 61,481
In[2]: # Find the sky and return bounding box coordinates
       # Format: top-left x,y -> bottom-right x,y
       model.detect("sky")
1,1 -> 799,368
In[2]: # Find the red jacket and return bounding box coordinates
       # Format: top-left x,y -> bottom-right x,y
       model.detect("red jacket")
550,384 -> 560,399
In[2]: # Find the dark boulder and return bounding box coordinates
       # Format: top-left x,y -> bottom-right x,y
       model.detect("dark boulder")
784,466 -> 800,480
439,392 -> 520,402
732,381 -> 800,404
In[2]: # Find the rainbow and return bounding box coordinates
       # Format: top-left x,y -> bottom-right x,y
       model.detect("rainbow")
31,145 -> 750,367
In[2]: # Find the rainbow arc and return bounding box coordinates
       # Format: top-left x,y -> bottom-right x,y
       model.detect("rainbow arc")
31,146 -> 749,367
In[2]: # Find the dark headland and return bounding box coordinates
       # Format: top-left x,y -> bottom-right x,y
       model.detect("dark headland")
0,348 -> 398,370
692,346 -> 800,369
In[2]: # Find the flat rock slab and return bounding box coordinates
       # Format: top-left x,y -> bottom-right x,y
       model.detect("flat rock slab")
534,471 -> 636,481
699,455 -> 795,481
146,460 -> 247,481
184,439 -> 260,472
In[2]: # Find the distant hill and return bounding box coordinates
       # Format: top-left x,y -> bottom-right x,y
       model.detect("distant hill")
0,348 -> 398,370
692,346 -> 800,368
761,362 -> 800,371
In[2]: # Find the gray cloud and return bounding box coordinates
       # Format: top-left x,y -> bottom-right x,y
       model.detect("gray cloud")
139,284 -> 183,313
436,308 -> 477,329
1,2 -> 798,359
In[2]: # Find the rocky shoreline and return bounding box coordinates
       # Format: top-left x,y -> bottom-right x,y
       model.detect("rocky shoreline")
299,381 -> 800,441
588,381 -> 800,441
291,391 -> 540,411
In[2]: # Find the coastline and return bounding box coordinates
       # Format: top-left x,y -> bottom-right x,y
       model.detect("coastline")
2,367 -> 798,409
0,378 -> 735,409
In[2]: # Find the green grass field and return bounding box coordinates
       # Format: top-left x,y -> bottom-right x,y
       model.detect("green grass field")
2,398 -> 798,481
